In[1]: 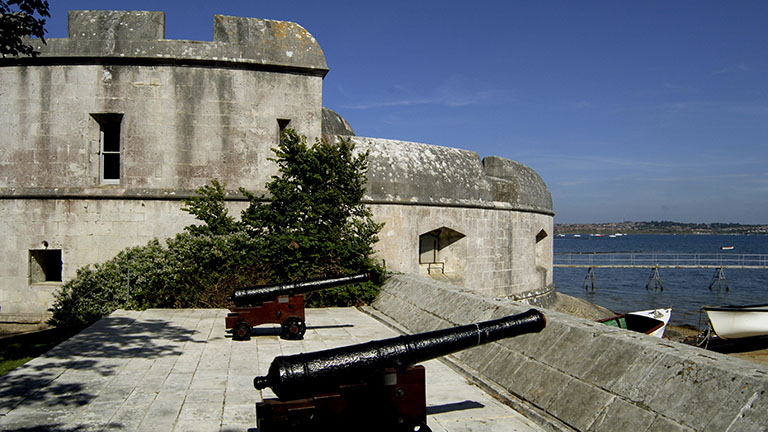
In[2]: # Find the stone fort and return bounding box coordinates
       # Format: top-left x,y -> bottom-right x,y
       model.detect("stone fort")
0,10 -> 553,326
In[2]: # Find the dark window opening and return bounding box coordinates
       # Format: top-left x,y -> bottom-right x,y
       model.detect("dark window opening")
536,229 -> 548,243
278,119 -> 291,144
29,249 -> 62,283
419,233 -> 439,264
91,113 -> 123,184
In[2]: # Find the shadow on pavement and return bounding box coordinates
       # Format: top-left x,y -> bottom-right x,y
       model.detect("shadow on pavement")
427,400 -> 485,415
226,324 -> 355,339
0,314 -> 196,416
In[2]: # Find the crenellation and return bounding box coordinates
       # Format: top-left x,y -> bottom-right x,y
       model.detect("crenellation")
68,10 -> 165,41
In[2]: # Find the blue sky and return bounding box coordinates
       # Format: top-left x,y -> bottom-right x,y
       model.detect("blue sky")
43,1 -> 768,224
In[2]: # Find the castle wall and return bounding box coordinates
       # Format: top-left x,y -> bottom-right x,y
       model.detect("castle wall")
0,64 -> 322,192
0,11 -> 326,324
370,204 -> 553,298
354,137 -> 554,299
0,197 -> 250,323
1,10 -> 327,193
1,199 -> 186,321
0,10 -> 555,325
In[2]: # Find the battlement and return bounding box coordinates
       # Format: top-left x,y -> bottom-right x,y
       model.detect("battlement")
67,10 -> 166,40
16,10 -> 328,75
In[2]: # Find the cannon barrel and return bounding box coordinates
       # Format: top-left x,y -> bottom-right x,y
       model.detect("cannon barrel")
229,273 -> 370,306
254,309 -> 546,400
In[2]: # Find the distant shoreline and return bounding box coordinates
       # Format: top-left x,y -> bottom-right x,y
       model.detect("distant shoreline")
555,231 -> 767,235
555,221 -> 768,236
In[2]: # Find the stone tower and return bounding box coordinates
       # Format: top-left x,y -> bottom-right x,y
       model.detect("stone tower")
0,10 -> 553,326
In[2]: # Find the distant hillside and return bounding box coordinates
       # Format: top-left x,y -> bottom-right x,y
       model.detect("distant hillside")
554,221 -> 768,235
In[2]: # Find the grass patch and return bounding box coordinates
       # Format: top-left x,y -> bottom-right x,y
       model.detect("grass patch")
0,328 -> 76,376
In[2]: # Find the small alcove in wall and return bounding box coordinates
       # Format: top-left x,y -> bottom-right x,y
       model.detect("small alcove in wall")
535,228 -> 549,288
29,248 -> 62,284
418,227 -> 466,278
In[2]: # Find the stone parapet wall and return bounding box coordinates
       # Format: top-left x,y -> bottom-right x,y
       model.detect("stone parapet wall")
353,137 -> 496,206
12,11 -> 328,74
352,137 -> 553,214
373,274 -> 768,431
484,156 -> 553,214
321,107 -> 355,137
370,204 -> 553,298
354,136 -> 554,298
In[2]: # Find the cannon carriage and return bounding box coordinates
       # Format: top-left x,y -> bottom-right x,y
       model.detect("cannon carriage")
225,273 -> 370,340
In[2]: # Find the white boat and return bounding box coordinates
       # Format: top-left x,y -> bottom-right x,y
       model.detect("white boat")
629,308 -> 672,337
599,308 -> 671,338
702,304 -> 768,339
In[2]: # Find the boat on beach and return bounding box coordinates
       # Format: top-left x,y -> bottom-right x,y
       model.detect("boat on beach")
599,308 -> 672,338
702,304 -> 768,339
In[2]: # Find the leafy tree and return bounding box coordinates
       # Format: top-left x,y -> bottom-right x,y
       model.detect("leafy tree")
0,0 -> 49,57
49,130 -> 384,329
181,179 -> 237,236
240,129 -> 384,305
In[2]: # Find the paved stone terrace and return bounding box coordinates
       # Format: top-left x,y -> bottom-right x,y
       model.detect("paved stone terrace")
0,308 -> 543,431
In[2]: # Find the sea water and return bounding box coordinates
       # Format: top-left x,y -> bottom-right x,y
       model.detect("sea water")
554,234 -> 768,327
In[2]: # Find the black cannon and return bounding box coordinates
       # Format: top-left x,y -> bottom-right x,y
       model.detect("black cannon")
253,309 -> 546,431
225,273 -> 369,341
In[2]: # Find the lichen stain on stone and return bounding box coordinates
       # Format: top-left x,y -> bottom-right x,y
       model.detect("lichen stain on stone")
268,20 -> 292,40
263,19 -> 320,58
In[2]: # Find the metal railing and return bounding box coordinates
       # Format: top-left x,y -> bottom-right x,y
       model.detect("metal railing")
553,253 -> 768,269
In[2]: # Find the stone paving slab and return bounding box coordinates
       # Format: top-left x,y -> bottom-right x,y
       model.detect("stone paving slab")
0,308 -> 543,431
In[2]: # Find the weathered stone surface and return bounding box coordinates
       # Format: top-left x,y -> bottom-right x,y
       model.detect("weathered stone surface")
373,274 -> 768,432
367,203 -> 553,298
68,10 -> 165,40
546,379 -> 613,431
18,10 -> 328,73
0,65 -> 323,193
547,291 -> 615,320
484,156 -> 553,214
321,107 -> 355,137
212,15 -> 327,71
352,137 -> 553,215
587,397 -> 656,432
353,137 -> 495,205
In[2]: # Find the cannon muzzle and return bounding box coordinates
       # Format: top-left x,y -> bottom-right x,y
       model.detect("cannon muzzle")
254,308 -> 545,400
229,273 -> 370,306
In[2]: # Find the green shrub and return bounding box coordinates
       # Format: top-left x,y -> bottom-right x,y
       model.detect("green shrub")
49,130 -> 385,330
241,130 -> 383,278
49,240 -> 169,328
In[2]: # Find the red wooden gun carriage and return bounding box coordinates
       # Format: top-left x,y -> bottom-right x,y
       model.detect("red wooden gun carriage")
225,273 -> 370,340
